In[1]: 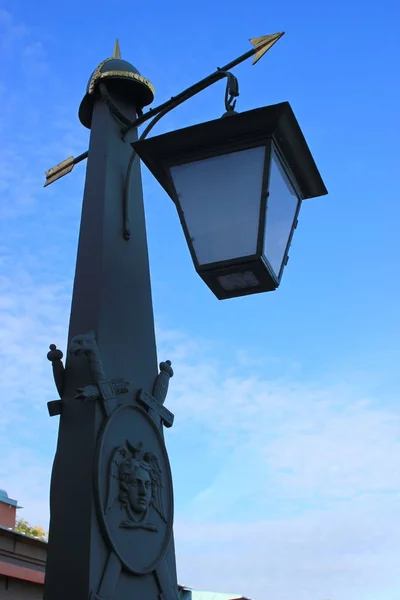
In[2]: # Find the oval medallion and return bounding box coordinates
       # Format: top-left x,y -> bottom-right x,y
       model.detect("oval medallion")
94,405 -> 173,574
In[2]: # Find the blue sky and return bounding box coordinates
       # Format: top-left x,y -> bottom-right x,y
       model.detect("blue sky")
0,0 -> 399,599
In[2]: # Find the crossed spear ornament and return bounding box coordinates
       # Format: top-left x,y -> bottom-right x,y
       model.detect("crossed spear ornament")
47,333 -> 176,600
47,339 -> 174,426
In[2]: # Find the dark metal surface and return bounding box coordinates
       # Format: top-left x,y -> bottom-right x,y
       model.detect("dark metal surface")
256,140 -> 303,281
255,139 -> 273,262
202,257 -> 279,300
79,54 -> 154,129
137,390 -> 174,428
122,107 -> 174,238
47,400 -> 62,417
132,101 -> 328,202
45,33 -> 285,185
44,88 -> 179,600
93,405 -> 174,575
121,32 -> 284,137
132,101 -> 327,300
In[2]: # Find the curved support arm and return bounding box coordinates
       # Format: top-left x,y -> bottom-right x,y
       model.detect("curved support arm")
120,68 -> 228,139
223,71 -> 239,113
99,82 -> 134,128
122,69 -> 239,240
123,105 -> 178,240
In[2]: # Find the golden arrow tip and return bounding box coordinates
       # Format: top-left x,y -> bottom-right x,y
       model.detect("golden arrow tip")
44,156 -> 75,187
113,38 -> 121,59
249,31 -> 285,65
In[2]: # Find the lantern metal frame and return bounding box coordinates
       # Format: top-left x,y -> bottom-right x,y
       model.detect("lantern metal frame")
133,101 -> 327,299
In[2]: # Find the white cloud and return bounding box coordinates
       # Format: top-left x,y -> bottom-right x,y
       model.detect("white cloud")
176,496 -> 400,600
155,341 -> 400,599
0,258 -> 70,525
0,9 -> 28,57
2,264 -> 397,599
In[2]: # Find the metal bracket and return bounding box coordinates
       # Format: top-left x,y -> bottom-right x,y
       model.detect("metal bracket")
223,71 -> 239,113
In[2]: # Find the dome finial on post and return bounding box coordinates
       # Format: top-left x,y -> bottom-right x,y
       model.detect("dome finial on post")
113,39 -> 121,59
78,40 -> 154,129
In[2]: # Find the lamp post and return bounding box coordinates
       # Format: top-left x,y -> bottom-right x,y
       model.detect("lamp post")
43,34 -> 327,600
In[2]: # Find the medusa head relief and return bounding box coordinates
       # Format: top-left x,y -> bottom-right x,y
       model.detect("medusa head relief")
107,441 -> 166,532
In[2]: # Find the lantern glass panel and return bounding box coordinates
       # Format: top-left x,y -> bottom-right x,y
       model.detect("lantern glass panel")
170,146 -> 266,266
264,150 -> 300,276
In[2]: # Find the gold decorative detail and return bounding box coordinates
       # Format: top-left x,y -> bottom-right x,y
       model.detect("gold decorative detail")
95,71 -> 155,95
113,39 -> 121,59
88,58 -> 110,95
249,32 -> 284,65
44,156 -> 75,187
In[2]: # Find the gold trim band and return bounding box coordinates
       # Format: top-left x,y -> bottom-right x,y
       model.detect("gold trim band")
88,70 -> 155,97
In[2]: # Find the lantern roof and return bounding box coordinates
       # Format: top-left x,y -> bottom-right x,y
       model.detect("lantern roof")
133,101 -> 327,202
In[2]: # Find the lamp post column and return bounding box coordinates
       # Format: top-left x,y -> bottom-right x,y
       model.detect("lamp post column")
44,52 -> 178,600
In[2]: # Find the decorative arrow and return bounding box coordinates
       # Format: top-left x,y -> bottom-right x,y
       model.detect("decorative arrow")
44,32 -> 284,187
44,152 -> 89,187
250,34 -> 283,64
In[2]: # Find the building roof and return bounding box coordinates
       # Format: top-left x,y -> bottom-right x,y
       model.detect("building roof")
0,525 -> 47,546
0,490 -> 23,508
0,525 -> 46,586
0,561 -> 45,585
0,489 -> 19,507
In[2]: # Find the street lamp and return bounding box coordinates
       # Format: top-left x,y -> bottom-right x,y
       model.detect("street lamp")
42,33 -> 328,600
46,35 -> 327,301
133,102 -> 327,299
